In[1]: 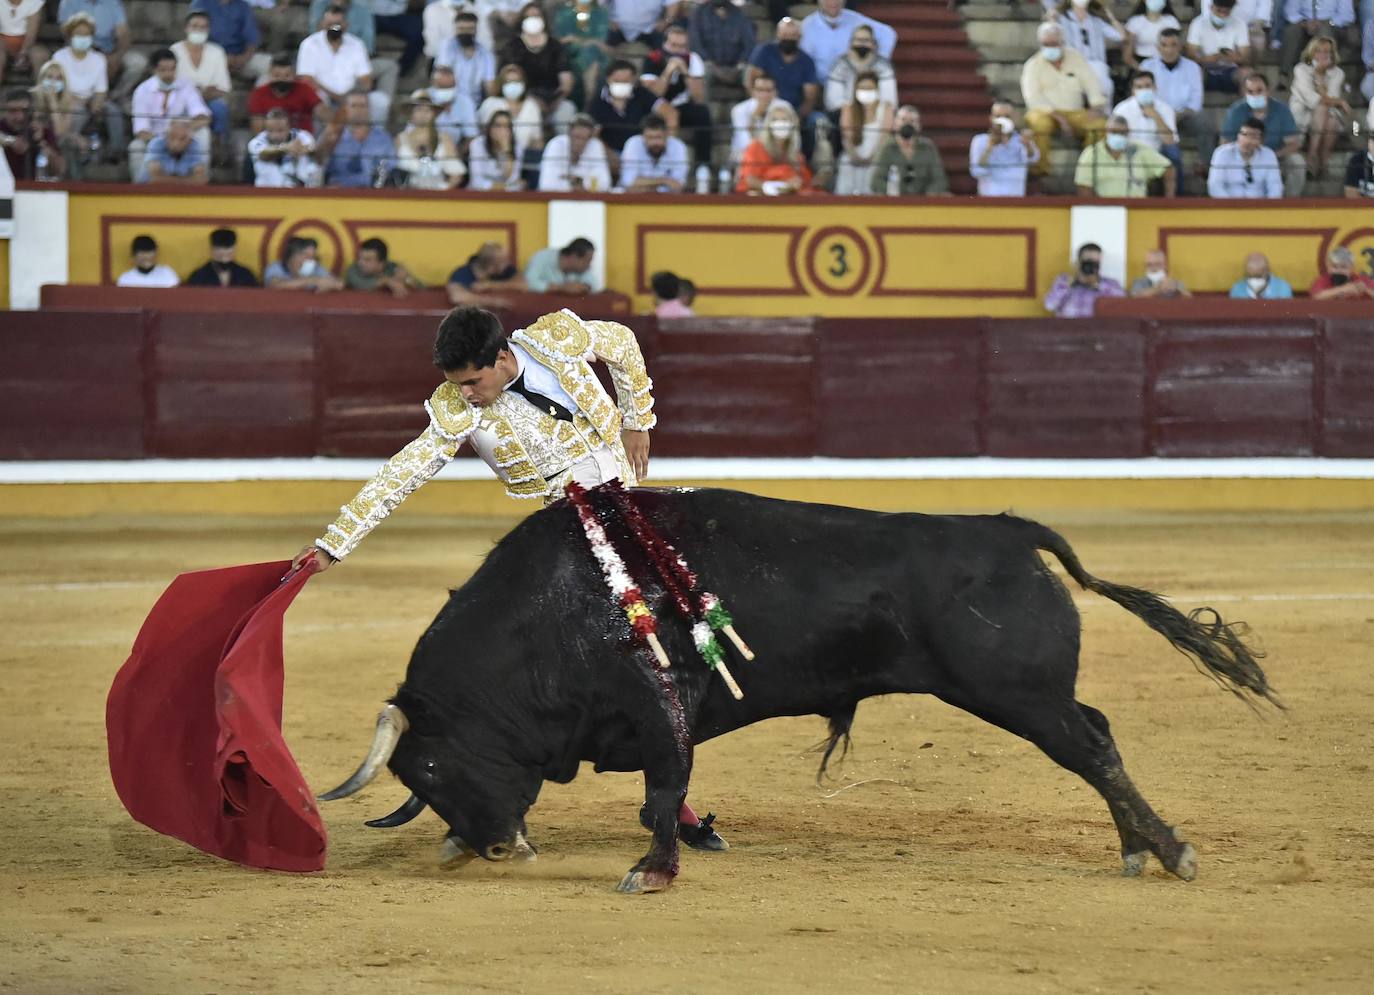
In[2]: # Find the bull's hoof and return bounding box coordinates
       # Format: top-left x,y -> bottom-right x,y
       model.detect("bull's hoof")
1121,851 -> 1149,877
1170,843 -> 1198,882
616,868 -> 675,894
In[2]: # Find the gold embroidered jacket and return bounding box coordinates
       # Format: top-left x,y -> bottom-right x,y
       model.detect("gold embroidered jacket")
315,309 -> 656,559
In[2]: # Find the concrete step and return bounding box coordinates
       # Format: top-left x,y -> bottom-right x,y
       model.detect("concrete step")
903,90 -> 996,110
892,47 -> 981,67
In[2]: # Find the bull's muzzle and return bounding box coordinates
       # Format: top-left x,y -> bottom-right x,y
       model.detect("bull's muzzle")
317,703 -> 408,801
482,832 -> 537,863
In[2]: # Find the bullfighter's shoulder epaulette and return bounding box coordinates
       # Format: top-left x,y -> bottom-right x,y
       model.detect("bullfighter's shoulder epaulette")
425,381 -> 477,441
513,309 -> 595,364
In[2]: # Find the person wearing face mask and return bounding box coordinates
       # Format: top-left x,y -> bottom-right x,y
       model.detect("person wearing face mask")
249,54 -> 323,135
265,236 -> 344,291
1075,114 -> 1175,197
736,102 -> 813,195
478,63 -> 545,150
1198,0 -> 1270,58
799,0 -> 895,80
423,0 -> 465,61
1021,21 -> 1107,177
426,64 -> 479,147
688,0 -> 756,89
187,228 -> 260,288
641,25 -> 713,166
435,10 -> 497,111
1289,35 -> 1350,180
868,103 -> 948,197
30,61 -> 84,179
52,13 -> 124,156
1129,249 -> 1190,298
1220,73 -> 1305,195
128,49 -> 211,183
834,72 -> 890,195
747,17 -> 826,158
172,12 -> 231,147
968,100 -> 1040,197
1044,243 -> 1124,318
1184,0 -> 1252,93
1112,71 -> 1183,190
57,0 -> 147,105
116,234 -> 180,289
587,59 -> 667,154
823,24 -> 897,113
0,0 -> 46,84
1276,0 -> 1359,83
1052,0 -> 1125,101
1342,132 -> 1374,198
1208,117 -> 1283,197
1140,28 -> 1215,174
500,3 -> 576,135
187,0 -> 271,84
1123,0 -> 1181,70
554,1 -> 612,106
1309,245 -> 1374,300
298,5 -> 390,137
1227,253 -> 1293,299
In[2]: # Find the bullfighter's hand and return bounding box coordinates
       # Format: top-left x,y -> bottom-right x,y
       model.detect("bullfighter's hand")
292,544 -> 335,573
622,430 -> 650,480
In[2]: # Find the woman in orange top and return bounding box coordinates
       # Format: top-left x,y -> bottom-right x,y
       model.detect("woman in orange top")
735,103 -> 812,195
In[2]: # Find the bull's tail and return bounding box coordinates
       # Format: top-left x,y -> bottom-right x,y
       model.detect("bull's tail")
1018,518 -> 1281,711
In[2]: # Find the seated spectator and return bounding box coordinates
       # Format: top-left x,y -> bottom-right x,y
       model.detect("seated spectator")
426,64 -> 479,147
142,118 -> 209,184
1199,1 -> 1270,55
730,71 -> 784,160
1,86 -> 63,180
1208,115 -> 1283,197
52,13 -> 123,155
1309,246 -> 1374,300
297,5 -> 389,134
607,0 -> 678,49
501,3 -> 575,135
264,236 -> 343,291
248,107 -> 323,186
467,108 -> 525,189
1343,130 -> 1374,197
31,61 -> 85,180
1277,0 -> 1358,82
0,0 -> 45,84
747,17 -> 820,124
57,0 -> 147,105
190,0 -> 271,83
968,100 -> 1040,197
372,0 -> 425,79
1071,114 -> 1170,196
1290,35 -> 1349,180
436,9 -> 497,112
318,89 -> 394,186
642,24 -> 712,166
1185,0 -> 1251,93
620,112 -> 689,192
478,63 -> 545,150
1141,28 -> 1215,177
116,234 -> 180,288
249,54 -> 323,135
554,0 -> 612,105
689,0 -> 756,89
129,49 -> 211,183
395,90 -> 466,189
1228,252 -> 1293,298
1022,22 -> 1107,177
537,111 -> 609,191
651,270 -> 693,317
1112,71 -> 1182,188
173,10 -> 231,146
678,276 -> 696,310
524,236 -> 600,295
866,105 -> 946,196
1221,74 -> 1305,196
835,71 -> 892,195
824,24 -> 897,114
345,237 -> 424,296
800,0 -> 896,80
588,59 -> 665,155
1123,0 -> 1182,70
186,227 -> 260,287
1129,248 -> 1190,297
736,102 -> 813,195
446,239 -> 525,306
423,0 -> 460,63
1044,242 -> 1124,317
1055,0 -> 1126,101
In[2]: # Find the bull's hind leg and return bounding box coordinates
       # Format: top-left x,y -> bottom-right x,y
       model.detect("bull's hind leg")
616,669 -> 692,895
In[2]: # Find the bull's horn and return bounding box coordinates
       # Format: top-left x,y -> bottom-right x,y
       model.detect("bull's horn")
317,703 -> 408,801
364,792 -> 427,828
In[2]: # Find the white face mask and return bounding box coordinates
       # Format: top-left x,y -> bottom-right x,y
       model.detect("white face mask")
502,80 -> 525,100
1135,88 -> 1155,107
522,16 -> 545,35
1071,0 -> 1090,8
1145,0 -> 1166,11
187,30 -> 209,45
993,115 -> 1015,134
855,88 -> 878,106
1145,268 -> 1166,284
43,78 -> 65,93
70,34 -> 94,52
429,87 -> 455,104
608,81 -> 635,100
768,120 -> 793,140
1246,275 -> 1267,292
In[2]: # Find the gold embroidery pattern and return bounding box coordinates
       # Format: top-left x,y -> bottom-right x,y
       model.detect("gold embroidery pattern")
521,308 -> 593,360
425,381 -> 477,440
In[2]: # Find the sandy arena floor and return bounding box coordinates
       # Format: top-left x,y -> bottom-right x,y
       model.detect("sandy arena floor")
2,501 -> 1373,994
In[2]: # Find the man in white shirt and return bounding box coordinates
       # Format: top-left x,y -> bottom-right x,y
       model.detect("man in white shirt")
1200,0 -> 1270,54
1141,28 -> 1216,175
247,107 -> 323,187
116,234 -> 180,288
1112,70 -> 1183,188
537,113 -> 612,192
1185,0 -> 1251,93
730,70 -> 784,159
800,0 -> 896,80
620,112 -> 690,192
297,5 -> 389,129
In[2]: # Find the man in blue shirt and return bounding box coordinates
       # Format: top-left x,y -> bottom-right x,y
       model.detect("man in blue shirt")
1228,253 -> 1294,299
1220,72 -> 1305,196
318,90 -> 395,186
141,119 -> 209,184
189,0 -> 269,83
1208,117 -> 1284,198
799,0 -> 896,79
57,0 -> 147,101
747,17 -> 824,155
435,9 -> 496,111
620,113 -> 690,192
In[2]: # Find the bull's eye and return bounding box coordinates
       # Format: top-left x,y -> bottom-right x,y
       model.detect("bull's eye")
424,760 -> 436,771
487,843 -> 510,859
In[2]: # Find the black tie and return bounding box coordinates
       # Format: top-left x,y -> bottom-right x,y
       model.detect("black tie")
506,373 -> 574,422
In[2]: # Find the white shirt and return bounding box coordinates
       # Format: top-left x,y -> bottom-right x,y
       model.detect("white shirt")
466,134 -> 524,190
52,46 -> 108,100
0,0 -> 42,36
1058,13 -> 1122,65
422,0 -> 460,58
1123,14 -> 1180,59
117,264 -> 180,288
608,0 -> 669,42
296,29 -> 373,97
537,133 -> 612,192
1203,0 -> 1272,25
477,94 -> 543,150
509,342 -> 579,418
730,95 -> 784,157
248,128 -> 323,187
1111,93 -> 1178,151
172,40 -> 231,93
1186,14 -> 1249,57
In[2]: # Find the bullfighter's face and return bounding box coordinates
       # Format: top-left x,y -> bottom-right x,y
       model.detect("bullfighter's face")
443,349 -> 518,408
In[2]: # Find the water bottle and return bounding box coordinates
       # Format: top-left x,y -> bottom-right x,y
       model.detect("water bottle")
886,165 -> 900,197
717,166 -> 732,193
35,150 -> 49,179
695,163 -> 710,194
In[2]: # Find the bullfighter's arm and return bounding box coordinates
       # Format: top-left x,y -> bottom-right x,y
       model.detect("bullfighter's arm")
583,319 -> 657,432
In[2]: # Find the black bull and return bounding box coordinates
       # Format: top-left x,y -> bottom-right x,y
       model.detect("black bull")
322,487 -> 1277,893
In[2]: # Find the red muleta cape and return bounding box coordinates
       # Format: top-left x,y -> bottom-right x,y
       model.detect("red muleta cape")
106,560 -> 326,872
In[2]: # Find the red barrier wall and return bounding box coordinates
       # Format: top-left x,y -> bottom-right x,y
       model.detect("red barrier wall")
6,309 -> 1372,460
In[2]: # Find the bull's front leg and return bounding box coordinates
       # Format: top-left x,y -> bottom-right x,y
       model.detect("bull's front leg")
616,671 -> 692,895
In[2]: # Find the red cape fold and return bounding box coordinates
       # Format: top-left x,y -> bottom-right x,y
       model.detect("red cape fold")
107,560 -> 326,872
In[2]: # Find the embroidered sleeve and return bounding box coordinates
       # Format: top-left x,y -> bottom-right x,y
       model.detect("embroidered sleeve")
314,388 -> 476,560
584,319 -> 657,432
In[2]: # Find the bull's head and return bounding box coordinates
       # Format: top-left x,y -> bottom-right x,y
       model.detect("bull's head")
318,701 -> 542,864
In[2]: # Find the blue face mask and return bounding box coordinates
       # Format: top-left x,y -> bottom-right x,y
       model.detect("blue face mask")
1041,45 -> 1062,62
1245,93 -> 1267,110
1106,133 -> 1129,152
